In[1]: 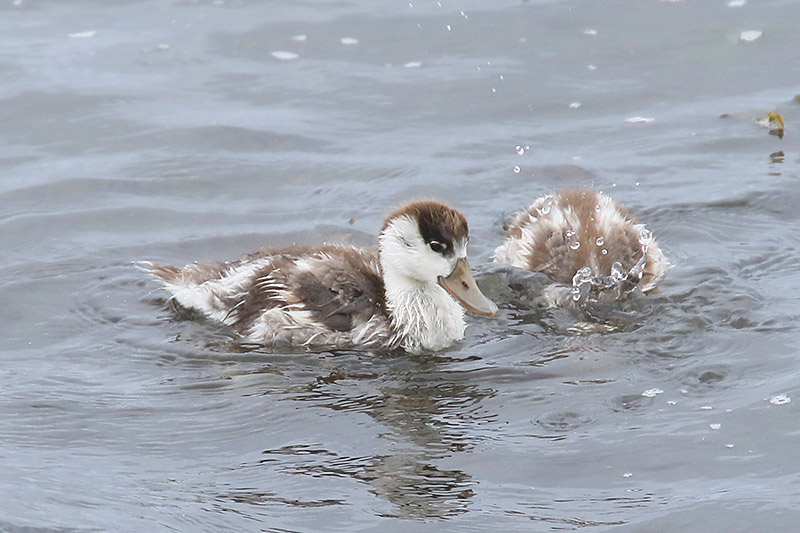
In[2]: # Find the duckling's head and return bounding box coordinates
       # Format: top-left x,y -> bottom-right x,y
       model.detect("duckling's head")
378,201 -> 497,316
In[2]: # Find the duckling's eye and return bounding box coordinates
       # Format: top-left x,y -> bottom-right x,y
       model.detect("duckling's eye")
429,241 -> 446,254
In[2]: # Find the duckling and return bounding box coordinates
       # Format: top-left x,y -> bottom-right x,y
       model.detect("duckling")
493,189 -> 668,296
143,201 -> 497,353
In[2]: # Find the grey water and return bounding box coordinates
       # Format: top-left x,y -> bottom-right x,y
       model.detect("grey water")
2,0 -> 799,531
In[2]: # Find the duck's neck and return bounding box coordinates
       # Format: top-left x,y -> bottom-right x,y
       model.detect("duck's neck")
382,271 -> 466,353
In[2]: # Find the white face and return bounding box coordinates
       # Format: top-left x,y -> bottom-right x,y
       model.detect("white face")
379,215 -> 465,283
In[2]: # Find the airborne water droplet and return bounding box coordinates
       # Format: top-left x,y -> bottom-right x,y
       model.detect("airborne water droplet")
595,236 -> 605,246
515,145 -> 525,155
513,165 -> 520,173
639,228 -> 653,245
570,241 -> 581,250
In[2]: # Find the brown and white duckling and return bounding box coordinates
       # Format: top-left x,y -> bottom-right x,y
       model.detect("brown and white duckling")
492,189 -> 669,298
143,201 -> 497,353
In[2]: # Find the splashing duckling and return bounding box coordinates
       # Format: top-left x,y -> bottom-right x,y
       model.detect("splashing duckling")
493,189 -> 669,299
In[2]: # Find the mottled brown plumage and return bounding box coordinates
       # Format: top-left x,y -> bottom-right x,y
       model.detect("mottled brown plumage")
493,189 -> 669,293
143,200 -> 495,352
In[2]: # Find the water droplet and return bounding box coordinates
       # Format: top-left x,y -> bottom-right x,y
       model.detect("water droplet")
601,249 -> 608,255
728,0 -> 746,6
710,423 -> 721,430
625,116 -> 655,124
565,229 -> 576,238
595,236 -> 605,246
446,24 -> 452,31
639,228 -> 653,245
569,102 -> 582,109
340,37 -> 360,46
271,51 -> 299,61
584,29 -> 598,36
594,204 -> 601,212
770,394 -> 791,405
570,241 -> 581,250
610,262 -> 626,282
739,30 -> 762,42
587,64 -> 598,71
68,30 -> 97,39
622,472 -> 633,478
515,145 -> 525,155
403,61 -> 422,68
642,388 -> 664,398
291,34 -> 308,42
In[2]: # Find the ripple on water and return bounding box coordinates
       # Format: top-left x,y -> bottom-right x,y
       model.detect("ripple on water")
535,410 -> 596,436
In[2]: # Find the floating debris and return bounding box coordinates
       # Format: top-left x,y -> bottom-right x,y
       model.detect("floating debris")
625,116 -> 655,124
271,51 -> 299,61
769,394 -> 791,405
340,37 -> 360,46
757,111 -> 785,139
68,30 -> 97,39
739,30 -> 762,42
771,151 -> 785,163
642,388 -> 664,398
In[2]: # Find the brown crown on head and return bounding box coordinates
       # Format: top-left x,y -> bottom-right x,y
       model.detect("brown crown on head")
382,201 -> 469,256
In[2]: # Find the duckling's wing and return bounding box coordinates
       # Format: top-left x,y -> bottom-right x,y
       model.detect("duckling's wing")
286,248 -> 387,333
223,247 -> 387,335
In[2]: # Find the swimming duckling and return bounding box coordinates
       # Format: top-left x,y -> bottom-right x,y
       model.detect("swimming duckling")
493,189 -> 668,297
143,201 -> 497,353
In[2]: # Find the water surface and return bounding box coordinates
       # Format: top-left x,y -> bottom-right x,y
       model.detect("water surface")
2,0 -> 800,531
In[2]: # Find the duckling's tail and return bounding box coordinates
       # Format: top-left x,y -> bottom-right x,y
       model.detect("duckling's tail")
136,260 -> 184,286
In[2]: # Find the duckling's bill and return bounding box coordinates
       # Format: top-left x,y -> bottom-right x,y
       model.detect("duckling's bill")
438,257 -> 498,316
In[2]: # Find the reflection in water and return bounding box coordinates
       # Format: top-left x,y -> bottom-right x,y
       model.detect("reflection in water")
227,355 -> 496,519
